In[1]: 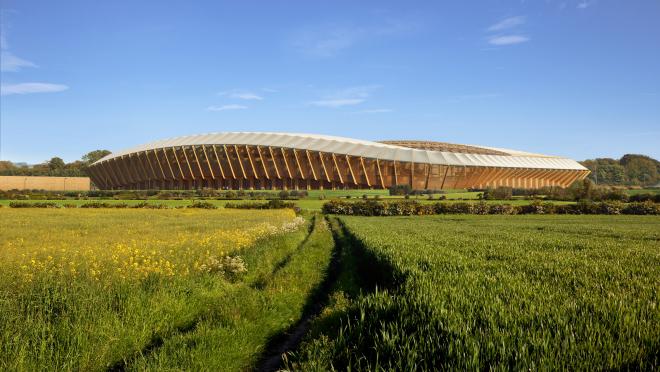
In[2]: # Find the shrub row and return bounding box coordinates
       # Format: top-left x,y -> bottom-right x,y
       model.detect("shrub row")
225,199 -> 297,210
1,188 -> 309,200
322,200 -> 660,216
9,201 -> 169,209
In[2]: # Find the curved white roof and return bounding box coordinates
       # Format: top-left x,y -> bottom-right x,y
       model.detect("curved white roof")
95,132 -> 587,171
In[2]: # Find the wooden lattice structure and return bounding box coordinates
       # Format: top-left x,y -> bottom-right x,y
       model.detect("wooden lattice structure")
88,132 -> 589,190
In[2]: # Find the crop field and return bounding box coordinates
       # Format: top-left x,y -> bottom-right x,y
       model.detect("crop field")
290,214 -> 660,370
0,208 -> 334,370
2,207 -> 658,370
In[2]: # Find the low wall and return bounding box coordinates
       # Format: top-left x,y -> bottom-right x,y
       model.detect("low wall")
0,176 -> 91,191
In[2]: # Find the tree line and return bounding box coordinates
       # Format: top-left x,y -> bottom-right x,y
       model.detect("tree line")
580,154 -> 659,186
0,150 -> 111,178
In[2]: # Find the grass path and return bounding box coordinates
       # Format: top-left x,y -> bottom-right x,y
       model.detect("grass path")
125,214 -> 336,371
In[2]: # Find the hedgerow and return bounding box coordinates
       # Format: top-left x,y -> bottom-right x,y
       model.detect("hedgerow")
322,199 -> 660,216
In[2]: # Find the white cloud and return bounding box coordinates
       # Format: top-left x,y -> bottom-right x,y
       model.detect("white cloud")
1,21 -> 37,72
293,17 -> 420,57
358,108 -> 392,113
1,51 -> 37,72
309,85 -> 380,108
294,26 -> 359,57
310,98 -> 365,107
577,1 -> 593,9
229,92 -> 263,100
1,82 -> 68,96
206,104 -> 248,111
487,16 -> 526,32
218,90 -> 267,100
488,35 -> 530,45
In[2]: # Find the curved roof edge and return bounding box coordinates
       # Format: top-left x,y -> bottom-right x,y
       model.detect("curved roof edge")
94,132 -> 588,171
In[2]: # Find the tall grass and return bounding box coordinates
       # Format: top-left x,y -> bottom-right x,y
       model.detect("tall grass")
0,209 -> 326,370
289,215 -> 660,370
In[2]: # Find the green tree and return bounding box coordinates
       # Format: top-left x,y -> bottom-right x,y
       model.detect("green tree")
82,150 -> 111,164
48,157 -> 66,171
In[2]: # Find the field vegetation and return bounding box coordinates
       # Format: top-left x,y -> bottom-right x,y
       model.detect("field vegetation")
289,214 -> 660,370
0,208 -> 334,370
2,201 -> 659,370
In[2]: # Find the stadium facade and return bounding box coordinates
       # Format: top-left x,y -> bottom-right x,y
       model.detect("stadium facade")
88,132 -> 589,190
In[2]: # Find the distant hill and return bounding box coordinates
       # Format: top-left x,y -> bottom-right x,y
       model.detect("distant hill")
581,154 -> 659,186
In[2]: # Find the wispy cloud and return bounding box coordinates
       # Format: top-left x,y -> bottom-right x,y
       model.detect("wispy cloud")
1,20 -> 37,72
358,108 -> 392,114
1,15 -> 68,97
485,15 -> 530,47
487,16 -> 526,32
1,52 -> 37,72
487,35 -> 530,45
218,90 -> 266,100
292,16 -> 420,57
1,82 -> 69,96
446,93 -> 501,103
206,104 -> 248,111
309,85 -> 379,108
230,92 -> 263,100
577,1 -> 594,9
310,98 -> 365,108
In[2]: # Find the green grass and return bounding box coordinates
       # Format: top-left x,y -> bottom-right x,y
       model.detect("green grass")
289,214 -> 660,370
0,209 -> 334,370
127,214 -> 335,371
626,188 -> 660,195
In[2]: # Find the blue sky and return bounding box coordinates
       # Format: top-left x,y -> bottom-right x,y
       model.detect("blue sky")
1,0 -> 658,163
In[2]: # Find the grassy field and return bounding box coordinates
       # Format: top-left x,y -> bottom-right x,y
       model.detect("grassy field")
3,206 -> 658,370
0,208 -> 334,370
289,214 -> 660,370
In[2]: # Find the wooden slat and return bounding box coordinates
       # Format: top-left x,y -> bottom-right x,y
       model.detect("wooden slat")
191,146 -> 205,179
211,145 -> 226,179
233,145 -> 248,179
345,155 -> 357,185
359,157 -> 371,187
245,145 -> 258,179
318,152 -> 331,182
98,162 -> 117,188
293,149 -> 305,180
152,149 -> 167,180
126,153 -> 142,182
106,160 -> 123,187
376,159 -> 385,189
257,146 -> 270,179
201,145 -> 215,180
268,146 -> 281,179
171,147 -> 186,180
331,153 -> 344,184
281,148 -> 293,179
111,158 -> 128,186
128,153 -> 144,182
142,152 -> 158,181
305,150 -> 318,181
393,160 -> 398,185
223,145 -> 237,179
440,165 -> 450,189
161,148 -> 176,179
181,146 -> 195,180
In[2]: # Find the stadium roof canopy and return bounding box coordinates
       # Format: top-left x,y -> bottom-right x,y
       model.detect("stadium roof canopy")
97,132 -> 587,171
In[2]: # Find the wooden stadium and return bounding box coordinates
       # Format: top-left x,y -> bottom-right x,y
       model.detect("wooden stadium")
87,132 -> 590,190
